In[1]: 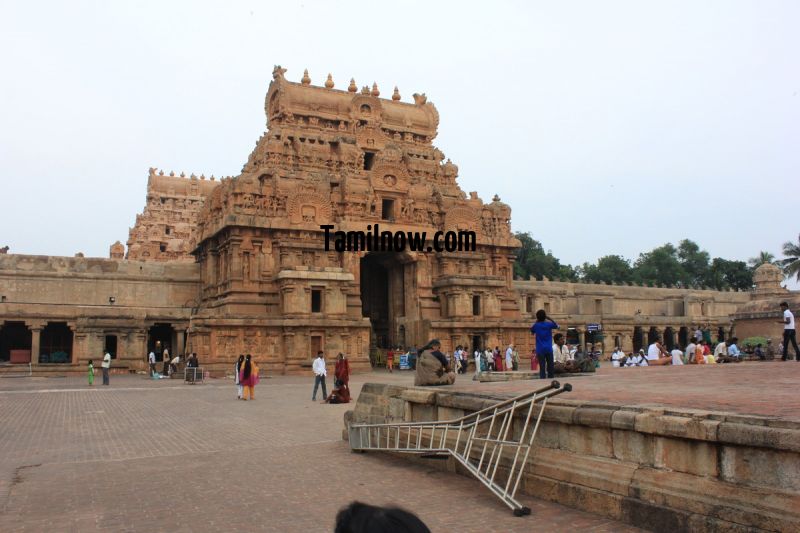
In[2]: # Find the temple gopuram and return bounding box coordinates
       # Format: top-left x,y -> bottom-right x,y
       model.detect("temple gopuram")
0,66 -> 793,375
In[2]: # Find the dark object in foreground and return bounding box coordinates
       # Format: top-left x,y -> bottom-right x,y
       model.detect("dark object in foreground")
335,501 -> 430,533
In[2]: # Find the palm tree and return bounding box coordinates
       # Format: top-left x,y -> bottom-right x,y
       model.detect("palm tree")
748,250 -> 776,268
778,235 -> 800,282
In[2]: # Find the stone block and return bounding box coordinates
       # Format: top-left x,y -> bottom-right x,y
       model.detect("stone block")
531,447 -> 635,496
541,404 -> 576,425
612,429 -> 654,465
720,446 -> 800,491
399,389 -> 437,405
559,425 -> 614,458
631,467 -> 800,532
410,403 -> 436,422
653,436 -> 718,477
573,406 -> 615,428
717,422 -> 800,453
523,472 -> 624,520
610,409 -> 638,431
437,406 -> 464,422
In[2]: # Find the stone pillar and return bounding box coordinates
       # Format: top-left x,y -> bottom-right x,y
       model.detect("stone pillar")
176,328 -> 185,359
28,322 -> 44,366
577,329 -> 585,352
621,333 -> 633,354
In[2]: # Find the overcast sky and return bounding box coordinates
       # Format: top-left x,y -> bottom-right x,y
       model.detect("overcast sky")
1,1 -> 798,286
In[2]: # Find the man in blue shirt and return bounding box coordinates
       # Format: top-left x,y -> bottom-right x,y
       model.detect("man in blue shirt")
530,309 -> 559,379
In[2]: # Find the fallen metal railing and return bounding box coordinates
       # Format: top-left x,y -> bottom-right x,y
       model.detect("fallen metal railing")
348,380 -> 571,516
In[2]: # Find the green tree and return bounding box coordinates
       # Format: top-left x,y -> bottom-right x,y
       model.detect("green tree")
779,234 -> 800,282
513,232 -> 576,281
581,255 -> 634,284
705,258 -> 753,291
747,250 -> 776,269
633,244 -> 686,287
677,239 -> 710,286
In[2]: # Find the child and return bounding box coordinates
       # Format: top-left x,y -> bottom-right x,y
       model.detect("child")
87,359 -> 95,386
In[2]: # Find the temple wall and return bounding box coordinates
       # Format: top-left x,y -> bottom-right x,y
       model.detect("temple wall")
0,254 -> 199,372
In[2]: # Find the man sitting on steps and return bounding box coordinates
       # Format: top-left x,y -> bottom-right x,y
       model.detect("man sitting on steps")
414,339 -> 456,386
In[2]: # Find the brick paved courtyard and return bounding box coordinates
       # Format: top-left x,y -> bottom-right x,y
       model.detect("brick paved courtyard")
0,371 -> 640,533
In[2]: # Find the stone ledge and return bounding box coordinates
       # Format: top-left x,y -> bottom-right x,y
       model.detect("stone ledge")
344,383 -> 800,532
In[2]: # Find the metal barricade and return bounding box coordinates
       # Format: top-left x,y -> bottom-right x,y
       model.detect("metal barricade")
348,380 -> 571,516
184,366 -> 204,384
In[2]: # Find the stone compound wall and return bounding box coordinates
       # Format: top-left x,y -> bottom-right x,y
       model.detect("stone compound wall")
0,254 -> 199,372
345,383 -> 800,532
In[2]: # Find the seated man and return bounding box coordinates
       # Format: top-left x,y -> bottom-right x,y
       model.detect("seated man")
754,343 -> 765,361
713,340 -> 729,362
765,339 -> 776,360
611,346 -> 627,367
414,339 -> 456,386
646,341 -> 672,366
553,333 -> 579,374
625,349 -> 648,366
726,338 -> 743,362
670,345 -> 684,365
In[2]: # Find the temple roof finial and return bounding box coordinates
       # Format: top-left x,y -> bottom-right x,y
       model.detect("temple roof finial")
371,82 -> 380,97
301,69 -> 311,86
325,73 -> 334,89
348,78 -> 357,93
392,86 -> 401,101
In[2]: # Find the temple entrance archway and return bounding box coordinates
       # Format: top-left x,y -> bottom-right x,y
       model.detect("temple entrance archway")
360,252 -> 411,349
148,323 -> 175,361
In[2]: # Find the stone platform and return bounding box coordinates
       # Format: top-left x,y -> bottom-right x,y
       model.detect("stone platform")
345,362 -> 800,532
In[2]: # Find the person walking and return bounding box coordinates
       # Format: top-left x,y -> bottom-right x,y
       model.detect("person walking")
530,310 -> 559,379
386,347 -> 394,373
493,346 -> 503,372
148,349 -> 157,377
505,344 -> 514,372
87,359 -> 95,386
161,347 -> 170,377
101,351 -> 111,385
779,302 -> 799,361
239,354 -> 258,401
235,355 -> 244,399
474,347 -> 482,376
312,351 -> 328,401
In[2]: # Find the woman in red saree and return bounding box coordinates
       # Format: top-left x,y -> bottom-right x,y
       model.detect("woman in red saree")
239,354 -> 260,400
327,353 -> 351,403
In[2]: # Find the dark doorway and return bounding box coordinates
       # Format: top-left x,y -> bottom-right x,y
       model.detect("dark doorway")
471,335 -> 483,354
679,327 -> 689,349
40,322 -> 73,364
0,321 -> 31,363
566,327 -> 580,346
148,323 -> 174,361
717,327 -> 726,343
647,327 -> 659,346
105,335 -> 118,359
381,199 -> 395,221
664,327 -> 675,351
360,253 -> 406,349
633,327 -> 644,353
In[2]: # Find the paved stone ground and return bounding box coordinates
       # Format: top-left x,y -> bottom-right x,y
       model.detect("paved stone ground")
450,360 -> 800,422
0,372 -> 639,532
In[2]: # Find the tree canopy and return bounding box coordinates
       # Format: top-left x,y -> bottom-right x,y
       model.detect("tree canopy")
512,234 -> 775,291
